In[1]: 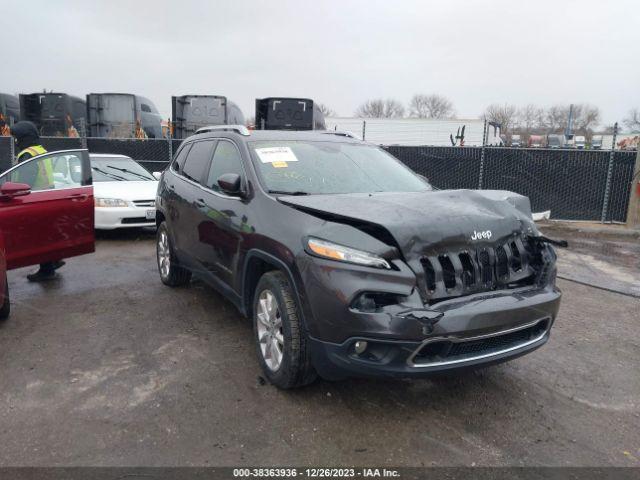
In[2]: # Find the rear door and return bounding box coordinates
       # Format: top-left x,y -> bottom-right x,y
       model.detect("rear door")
170,139 -> 216,265
0,150 -> 95,270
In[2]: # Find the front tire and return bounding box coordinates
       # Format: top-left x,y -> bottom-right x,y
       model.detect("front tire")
253,271 -> 316,389
0,274 -> 10,320
157,222 -> 191,287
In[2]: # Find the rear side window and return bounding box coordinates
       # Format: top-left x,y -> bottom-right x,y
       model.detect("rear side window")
182,140 -> 214,183
171,143 -> 191,173
206,141 -> 244,191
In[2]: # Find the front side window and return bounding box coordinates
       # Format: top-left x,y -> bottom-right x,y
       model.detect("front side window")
249,141 -> 431,195
2,153 -> 84,191
206,141 -> 244,191
182,140 -> 215,184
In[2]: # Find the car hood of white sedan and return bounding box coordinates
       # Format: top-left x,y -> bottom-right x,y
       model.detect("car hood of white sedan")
93,181 -> 159,201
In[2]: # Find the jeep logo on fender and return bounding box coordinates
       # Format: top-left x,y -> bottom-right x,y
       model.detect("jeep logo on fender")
471,230 -> 492,241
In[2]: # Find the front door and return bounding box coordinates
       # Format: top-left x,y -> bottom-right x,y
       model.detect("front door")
0,149 -> 94,269
196,139 -> 248,287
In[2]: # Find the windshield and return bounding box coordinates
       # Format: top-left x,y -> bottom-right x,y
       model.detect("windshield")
91,156 -> 155,182
249,141 -> 430,195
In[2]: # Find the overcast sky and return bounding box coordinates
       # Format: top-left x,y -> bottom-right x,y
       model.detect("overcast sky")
4,0 -> 639,126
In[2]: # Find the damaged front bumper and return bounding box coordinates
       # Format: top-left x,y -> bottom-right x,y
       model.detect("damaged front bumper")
297,254 -> 561,380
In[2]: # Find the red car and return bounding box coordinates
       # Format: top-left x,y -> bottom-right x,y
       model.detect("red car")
0,149 -> 95,316
0,231 -> 8,320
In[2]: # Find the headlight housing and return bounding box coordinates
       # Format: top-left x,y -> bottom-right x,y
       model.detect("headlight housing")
306,237 -> 391,269
95,197 -> 129,208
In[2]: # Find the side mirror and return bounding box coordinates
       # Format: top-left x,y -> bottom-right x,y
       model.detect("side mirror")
153,171 -> 162,180
0,182 -> 31,200
217,173 -> 242,196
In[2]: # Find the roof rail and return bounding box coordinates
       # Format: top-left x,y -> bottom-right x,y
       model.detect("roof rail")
322,130 -> 359,139
195,125 -> 250,136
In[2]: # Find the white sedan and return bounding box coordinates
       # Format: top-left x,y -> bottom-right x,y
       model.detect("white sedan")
90,154 -> 159,230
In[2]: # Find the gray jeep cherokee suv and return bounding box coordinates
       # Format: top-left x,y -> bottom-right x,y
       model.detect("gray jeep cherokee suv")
155,125 -> 562,389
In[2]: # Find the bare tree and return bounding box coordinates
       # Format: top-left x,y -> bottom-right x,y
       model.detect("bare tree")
409,94 -> 455,119
355,98 -> 405,118
571,104 -> 600,134
515,104 -> 545,133
623,108 -> 640,132
317,103 -> 336,117
543,105 -> 568,132
542,104 -> 600,134
483,103 -> 518,132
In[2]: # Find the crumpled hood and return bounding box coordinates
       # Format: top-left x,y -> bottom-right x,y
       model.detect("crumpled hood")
280,189 -> 538,261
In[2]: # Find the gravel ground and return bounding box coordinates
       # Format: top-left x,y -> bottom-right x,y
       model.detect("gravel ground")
0,229 -> 638,467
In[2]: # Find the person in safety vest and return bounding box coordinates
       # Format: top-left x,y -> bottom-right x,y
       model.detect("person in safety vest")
10,121 -> 66,282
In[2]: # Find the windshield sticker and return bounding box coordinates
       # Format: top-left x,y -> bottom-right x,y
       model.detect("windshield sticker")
271,161 -> 288,168
255,146 -> 299,164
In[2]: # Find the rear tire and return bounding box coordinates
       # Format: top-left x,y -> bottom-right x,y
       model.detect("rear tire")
157,222 -> 191,287
253,271 -> 317,389
0,274 -> 9,321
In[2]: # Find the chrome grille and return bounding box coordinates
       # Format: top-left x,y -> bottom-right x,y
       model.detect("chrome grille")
419,236 -> 547,303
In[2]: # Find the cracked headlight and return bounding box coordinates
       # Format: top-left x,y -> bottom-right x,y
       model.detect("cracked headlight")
306,237 -> 391,269
95,197 -> 129,207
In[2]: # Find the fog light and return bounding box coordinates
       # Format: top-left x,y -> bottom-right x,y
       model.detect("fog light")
354,341 -> 368,355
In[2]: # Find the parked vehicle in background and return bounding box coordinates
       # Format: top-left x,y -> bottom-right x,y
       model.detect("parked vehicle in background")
0,93 -> 20,128
255,98 -> 326,130
90,154 -> 158,229
87,93 -> 163,138
19,93 -> 86,137
0,149 -> 94,271
155,126 -> 561,389
618,136 -> 640,151
574,135 -> 586,149
591,135 -> 603,149
563,134 -> 576,149
511,134 -> 522,147
528,135 -> 545,148
172,95 -> 245,139
0,231 -> 9,320
547,134 -> 566,149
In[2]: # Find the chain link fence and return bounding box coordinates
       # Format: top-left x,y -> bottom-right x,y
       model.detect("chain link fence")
386,145 -> 635,222
0,132 -> 636,223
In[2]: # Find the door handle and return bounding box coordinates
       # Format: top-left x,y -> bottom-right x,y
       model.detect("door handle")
168,184 -> 175,191
194,198 -> 205,208
70,193 -> 88,201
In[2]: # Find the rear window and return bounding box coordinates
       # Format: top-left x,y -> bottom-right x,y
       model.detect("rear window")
182,140 -> 214,183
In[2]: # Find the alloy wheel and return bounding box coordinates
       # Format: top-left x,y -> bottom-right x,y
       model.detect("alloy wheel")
157,230 -> 171,279
256,289 -> 284,372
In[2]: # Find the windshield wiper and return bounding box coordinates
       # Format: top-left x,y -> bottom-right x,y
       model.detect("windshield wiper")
107,165 -> 152,181
92,167 -> 126,181
267,190 -> 310,196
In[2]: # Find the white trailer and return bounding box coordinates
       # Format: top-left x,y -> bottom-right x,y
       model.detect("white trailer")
324,117 -> 503,146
